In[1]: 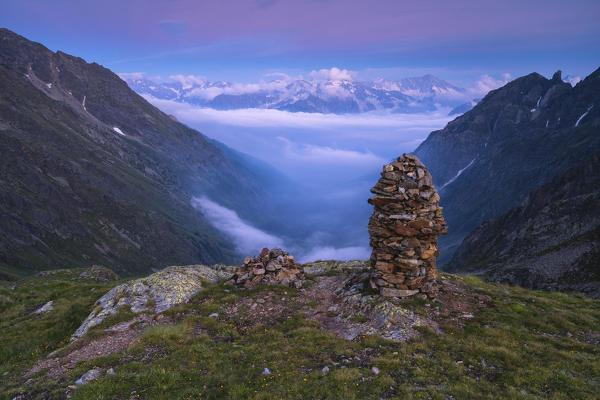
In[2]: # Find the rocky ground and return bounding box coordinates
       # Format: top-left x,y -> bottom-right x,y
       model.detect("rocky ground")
1,263 -> 599,399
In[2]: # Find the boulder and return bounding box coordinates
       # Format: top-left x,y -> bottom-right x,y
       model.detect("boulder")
71,265 -> 234,340
75,368 -> 102,385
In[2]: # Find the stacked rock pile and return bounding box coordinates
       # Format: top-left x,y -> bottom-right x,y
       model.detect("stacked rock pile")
368,153 -> 447,298
227,248 -> 303,289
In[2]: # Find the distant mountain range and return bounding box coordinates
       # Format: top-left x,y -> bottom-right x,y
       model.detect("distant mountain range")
0,28 -> 285,277
415,68 -> 600,274
124,74 -> 468,114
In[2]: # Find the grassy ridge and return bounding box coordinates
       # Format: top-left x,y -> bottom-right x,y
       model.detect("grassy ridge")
1,270 -> 599,399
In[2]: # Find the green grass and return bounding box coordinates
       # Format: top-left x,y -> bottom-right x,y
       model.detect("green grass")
0,263 -> 30,281
1,272 -> 599,399
0,269 -> 123,376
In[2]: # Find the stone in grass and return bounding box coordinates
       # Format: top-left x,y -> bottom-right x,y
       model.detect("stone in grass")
33,301 -> 54,314
371,366 -> 380,375
75,368 -> 102,385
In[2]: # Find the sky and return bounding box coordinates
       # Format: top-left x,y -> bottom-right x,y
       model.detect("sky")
1,0 -> 599,85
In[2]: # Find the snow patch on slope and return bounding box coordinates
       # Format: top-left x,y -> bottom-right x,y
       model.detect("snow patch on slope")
440,158 -> 476,190
575,105 -> 593,127
112,127 -> 125,136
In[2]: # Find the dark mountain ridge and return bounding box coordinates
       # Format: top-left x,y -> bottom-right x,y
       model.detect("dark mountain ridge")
0,28 -> 281,276
415,68 -> 600,265
450,152 -> 600,297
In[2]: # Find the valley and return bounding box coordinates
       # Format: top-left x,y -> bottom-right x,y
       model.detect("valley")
1,2 -> 599,396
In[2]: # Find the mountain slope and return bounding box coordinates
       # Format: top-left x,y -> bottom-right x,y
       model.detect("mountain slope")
450,153 -> 600,297
0,28 -> 278,276
414,69 -> 600,265
125,74 -> 466,114
2,264 -> 600,399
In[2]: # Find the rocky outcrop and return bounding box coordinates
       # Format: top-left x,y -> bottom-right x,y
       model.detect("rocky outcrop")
368,154 -> 447,297
226,248 -> 303,288
450,153 -> 600,298
33,301 -> 54,314
415,68 -> 600,265
71,265 -> 234,340
78,265 -> 119,282
306,267 -> 438,342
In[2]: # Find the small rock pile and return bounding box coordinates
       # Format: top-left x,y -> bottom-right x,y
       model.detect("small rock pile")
227,248 -> 303,288
368,153 -> 447,298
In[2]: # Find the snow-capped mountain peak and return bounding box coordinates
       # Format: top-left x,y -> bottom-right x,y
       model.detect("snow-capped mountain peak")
122,74 -> 468,114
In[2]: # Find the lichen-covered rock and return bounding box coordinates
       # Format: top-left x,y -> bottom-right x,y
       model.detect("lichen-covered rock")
33,300 -> 54,314
71,265 -> 234,340
311,270 -> 437,342
75,368 -> 102,385
337,293 -> 431,341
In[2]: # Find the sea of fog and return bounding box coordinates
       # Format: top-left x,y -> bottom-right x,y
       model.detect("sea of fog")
147,96 -> 454,262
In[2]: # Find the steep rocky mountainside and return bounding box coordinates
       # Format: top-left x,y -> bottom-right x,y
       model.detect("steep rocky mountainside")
450,153 -> 600,297
0,29 -> 279,276
415,68 -> 600,264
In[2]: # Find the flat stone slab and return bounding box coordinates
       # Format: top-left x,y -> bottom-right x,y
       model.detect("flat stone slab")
381,288 -> 420,298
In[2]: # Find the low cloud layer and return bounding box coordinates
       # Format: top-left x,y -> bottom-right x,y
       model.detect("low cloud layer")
143,94 -> 453,184
156,96 -> 455,258
118,72 -> 148,81
191,196 -> 284,254
192,196 -> 371,263
471,73 -> 512,96
277,137 -> 386,168
167,74 -> 208,89
143,95 -> 453,130
564,76 -> 582,87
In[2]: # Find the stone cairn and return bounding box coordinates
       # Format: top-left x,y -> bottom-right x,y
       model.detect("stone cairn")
368,153 -> 447,298
227,248 -> 303,289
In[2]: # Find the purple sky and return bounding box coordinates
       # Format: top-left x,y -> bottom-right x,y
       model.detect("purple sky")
1,0 -> 599,84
